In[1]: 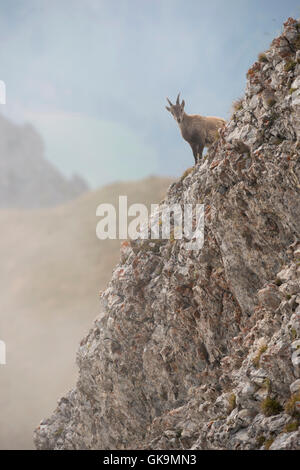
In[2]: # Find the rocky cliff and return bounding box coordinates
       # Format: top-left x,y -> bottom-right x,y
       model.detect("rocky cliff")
0,115 -> 88,208
34,18 -> 300,450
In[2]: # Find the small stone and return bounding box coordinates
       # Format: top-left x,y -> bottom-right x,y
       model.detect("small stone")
257,285 -> 281,310
292,352 -> 300,378
250,368 -> 268,386
290,379 -> 300,394
291,340 -> 300,351
277,266 -> 295,282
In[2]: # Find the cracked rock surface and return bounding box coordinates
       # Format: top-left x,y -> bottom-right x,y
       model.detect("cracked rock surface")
34,18 -> 300,450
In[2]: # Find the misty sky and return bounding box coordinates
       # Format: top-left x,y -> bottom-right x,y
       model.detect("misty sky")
0,0 -> 299,187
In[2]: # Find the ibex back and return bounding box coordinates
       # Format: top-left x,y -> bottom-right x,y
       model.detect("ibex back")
166,93 -> 226,164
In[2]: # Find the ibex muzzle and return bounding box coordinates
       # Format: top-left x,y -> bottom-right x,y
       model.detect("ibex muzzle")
166,93 -> 226,164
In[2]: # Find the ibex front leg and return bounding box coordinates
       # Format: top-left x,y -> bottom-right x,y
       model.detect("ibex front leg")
197,144 -> 204,161
190,143 -> 199,165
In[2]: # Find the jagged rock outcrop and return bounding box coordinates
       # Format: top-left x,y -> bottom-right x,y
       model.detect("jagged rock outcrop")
34,19 -> 300,450
0,115 -> 88,208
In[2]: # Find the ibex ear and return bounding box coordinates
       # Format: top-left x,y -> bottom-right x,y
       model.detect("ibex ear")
166,106 -> 171,112
181,100 -> 185,108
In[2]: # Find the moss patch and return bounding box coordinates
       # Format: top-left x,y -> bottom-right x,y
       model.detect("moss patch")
291,328 -> 297,341
283,420 -> 299,433
227,393 -> 237,414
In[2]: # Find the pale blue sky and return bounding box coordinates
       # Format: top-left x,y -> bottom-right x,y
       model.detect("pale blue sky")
0,0 -> 299,187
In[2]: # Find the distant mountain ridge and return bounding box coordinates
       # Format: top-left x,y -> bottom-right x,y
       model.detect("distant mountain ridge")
0,114 -> 88,208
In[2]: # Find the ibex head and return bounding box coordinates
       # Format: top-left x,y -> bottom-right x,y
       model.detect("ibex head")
166,93 -> 185,124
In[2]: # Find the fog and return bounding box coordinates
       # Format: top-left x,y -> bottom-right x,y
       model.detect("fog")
0,0 -> 299,449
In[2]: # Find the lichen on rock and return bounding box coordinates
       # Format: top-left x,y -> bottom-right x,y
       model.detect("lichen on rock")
34,18 -> 300,450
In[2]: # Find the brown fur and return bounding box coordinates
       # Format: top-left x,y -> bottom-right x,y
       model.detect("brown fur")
166,94 -> 226,163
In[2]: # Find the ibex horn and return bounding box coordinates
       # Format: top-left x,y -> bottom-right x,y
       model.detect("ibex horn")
176,93 -> 180,105
166,97 -> 173,106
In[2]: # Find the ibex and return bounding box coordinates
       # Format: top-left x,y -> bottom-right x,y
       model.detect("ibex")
166,93 -> 226,163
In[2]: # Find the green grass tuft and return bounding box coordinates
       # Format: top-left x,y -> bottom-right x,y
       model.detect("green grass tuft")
261,397 -> 283,417
227,393 -> 237,414
264,438 -> 274,450
284,60 -> 297,72
252,345 -> 267,368
285,393 -> 300,417
231,98 -> 243,116
283,420 -> 299,433
256,435 -> 266,447
180,167 -> 193,181
258,53 -> 268,63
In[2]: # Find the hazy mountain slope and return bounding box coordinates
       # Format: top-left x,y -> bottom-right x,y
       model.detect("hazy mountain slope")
0,176 -> 172,449
34,18 -> 300,451
0,114 -> 88,208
